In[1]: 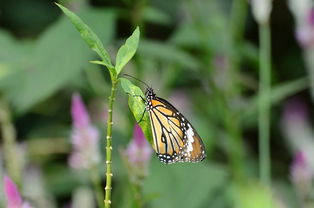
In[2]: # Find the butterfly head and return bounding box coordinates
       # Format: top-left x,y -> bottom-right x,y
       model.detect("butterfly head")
145,87 -> 156,100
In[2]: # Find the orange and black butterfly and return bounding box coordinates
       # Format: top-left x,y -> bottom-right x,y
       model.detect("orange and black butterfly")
125,75 -> 206,164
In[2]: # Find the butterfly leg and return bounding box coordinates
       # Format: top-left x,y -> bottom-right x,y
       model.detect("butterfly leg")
125,93 -> 147,123
132,94 -> 146,103
138,108 -> 146,123
125,92 -> 146,102
131,94 -> 147,123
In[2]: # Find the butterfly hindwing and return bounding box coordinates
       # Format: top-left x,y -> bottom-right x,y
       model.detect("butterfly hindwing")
147,96 -> 206,164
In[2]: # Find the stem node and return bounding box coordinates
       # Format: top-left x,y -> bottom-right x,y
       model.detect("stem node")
104,79 -> 118,208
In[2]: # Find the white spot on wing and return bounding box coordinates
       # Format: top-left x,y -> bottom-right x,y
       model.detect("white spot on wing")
186,124 -> 194,157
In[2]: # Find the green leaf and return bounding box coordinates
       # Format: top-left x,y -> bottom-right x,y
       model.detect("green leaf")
115,27 -> 140,75
0,29 -> 34,82
56,3 -> 113,69
142,6 -> 172,25
0,29 -> 33,63
138,40 -> 200,69
0,8 -> 115,112
231,182 -> 278,208
144,160 -> 228,208
169,23 -> 201,47
120,78 -> 153,145
241,77 -> 309,125
89,60 -> 116,78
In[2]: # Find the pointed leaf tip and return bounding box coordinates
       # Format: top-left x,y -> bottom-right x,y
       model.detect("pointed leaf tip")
115,27 -> 140,75
56,3 -> 113,70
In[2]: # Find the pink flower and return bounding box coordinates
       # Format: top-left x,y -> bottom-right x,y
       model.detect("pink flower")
291,152 -> 312,180
123,125 -> 152,182
3,175 -> 32,208
125,124 -> 153,167
69,93 -> 101,169
282,99 -> 314,200
71,93 -> 90,128
281,99 -> 313,147
308,7 -> 314,25
295,7 -> 314,48
282,99 -> 308,126
290,151 -> 313,198
289,0 -> 314,47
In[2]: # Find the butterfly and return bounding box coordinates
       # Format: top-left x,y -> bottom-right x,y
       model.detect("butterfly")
143,87 -> 206,164
124,74 -> 206,164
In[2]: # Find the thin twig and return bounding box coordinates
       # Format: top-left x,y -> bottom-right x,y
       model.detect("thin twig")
258,22 -> 271,186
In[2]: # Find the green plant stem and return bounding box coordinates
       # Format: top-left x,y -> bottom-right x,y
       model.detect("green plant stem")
229,0 -> 248,94
304,50 -> 314,101
258,22 -> 271,186
224,107 -> 244,180
230,0 -> 248,44
90,165 -> 104,208
132,182 -> 143,208
225,0 -> 247,181
0,101 -> 21,185
104,77 -> 118,208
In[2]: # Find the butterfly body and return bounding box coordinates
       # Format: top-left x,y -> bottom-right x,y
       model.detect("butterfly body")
144,87 -> 206,164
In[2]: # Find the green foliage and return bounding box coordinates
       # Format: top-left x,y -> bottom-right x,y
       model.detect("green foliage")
0,8 -> 115,112
45,165 -> 88,196
56,3 -> 113,70
0,0 -> 311,207
0,29 -> 32,63
120,78 -> 153,145
142,6 -> 172,25
56,6 -> 142,207
242,77 -> 309,125
115,27 -> 140,75
138,40 -> 200,69
89,60 -> 116,78
230,182 -> 276,208
144,161 -> 228,208
58,4 -> 140,78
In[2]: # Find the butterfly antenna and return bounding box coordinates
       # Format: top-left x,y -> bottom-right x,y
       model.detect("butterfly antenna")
122,74 -> 150,89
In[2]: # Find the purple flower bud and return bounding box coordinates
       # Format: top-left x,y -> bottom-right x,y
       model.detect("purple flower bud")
308,7 -> 314,26
125,124 -> 152,168
281,99 -> 312,143
71,93 -> 90,128
69,93 -> 101,170
3,175 -> 32,208
290,151 -> 313,198
282,99 -> 314,186
293,152 -> 307,171
282,99 -> 308,126
295,6 -> 314,48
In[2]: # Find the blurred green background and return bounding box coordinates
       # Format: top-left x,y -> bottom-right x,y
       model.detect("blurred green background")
0,0 -> 313,207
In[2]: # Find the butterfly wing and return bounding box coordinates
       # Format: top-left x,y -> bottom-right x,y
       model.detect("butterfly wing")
148,97 -> 206,164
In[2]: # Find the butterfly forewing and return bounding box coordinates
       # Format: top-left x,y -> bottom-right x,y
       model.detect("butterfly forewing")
146,93 -> 206,164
